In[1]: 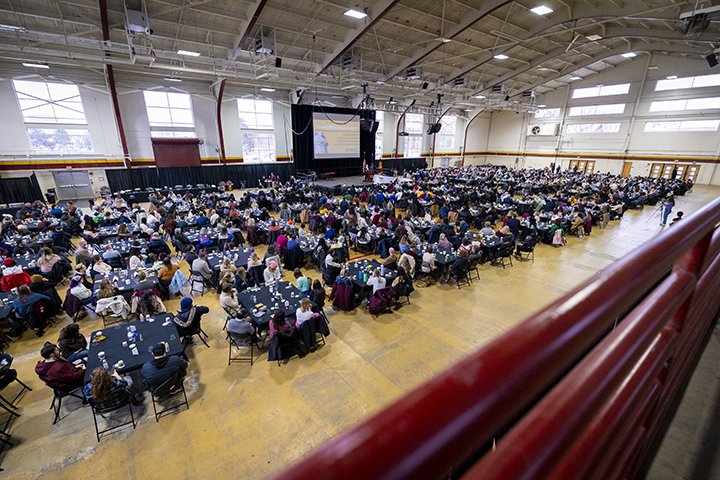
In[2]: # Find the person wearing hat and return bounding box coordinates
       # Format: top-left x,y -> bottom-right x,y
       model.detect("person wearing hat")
263,260 -> 282,285
35,342 -> 85,392
141,342 -> 188,393
1,258 -> 31,292
173,297 -> 209,341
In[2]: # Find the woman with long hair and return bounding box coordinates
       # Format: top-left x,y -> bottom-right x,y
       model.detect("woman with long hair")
36,247 -> 61,275
83,367 -> 137,404
57,323 -> 88,362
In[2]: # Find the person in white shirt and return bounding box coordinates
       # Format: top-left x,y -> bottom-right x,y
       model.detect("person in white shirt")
263,261 -> 282,285
128,248 -> 144,270
366,268 -> 386,294
191,252 -> 214,281
294,297 -> 315,328
421,247 -> 437,274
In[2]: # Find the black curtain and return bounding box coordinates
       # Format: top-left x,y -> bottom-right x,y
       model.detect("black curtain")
105,163 -> 297,192
106,168 -> 159,191
0,174 -> 44,204
380,157 -> 427,173
291,104 -> 374,177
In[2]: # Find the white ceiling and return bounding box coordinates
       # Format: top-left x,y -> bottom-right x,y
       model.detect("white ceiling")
0,0 -> 718,111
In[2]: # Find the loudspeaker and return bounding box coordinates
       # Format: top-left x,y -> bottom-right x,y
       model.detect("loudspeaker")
360,119 -> 379,134
422,82 -> 429,90
275,57 -> 282,68
706,53 -> 718,68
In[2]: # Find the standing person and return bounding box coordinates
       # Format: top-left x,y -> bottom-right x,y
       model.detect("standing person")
661,194 -> 675,226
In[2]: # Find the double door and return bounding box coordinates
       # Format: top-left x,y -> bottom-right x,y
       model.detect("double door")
52,170 -> 94,200
649,163 -> 700,182
568,159 -> 596,173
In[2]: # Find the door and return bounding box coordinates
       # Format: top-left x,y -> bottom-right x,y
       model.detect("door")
585,160 -> 595,173
621,162 -> 632,177
52,170 -> 94,200
686,165 -> 700,182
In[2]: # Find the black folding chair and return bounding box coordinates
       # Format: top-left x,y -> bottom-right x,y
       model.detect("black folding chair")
48,385 -> 87,424
148,371 -> 189,422
89,390 -> 136,442
227,332 -> 259,366
451,265 -> 471,289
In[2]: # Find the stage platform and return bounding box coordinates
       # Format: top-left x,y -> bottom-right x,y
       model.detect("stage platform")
312,175 -> 368,190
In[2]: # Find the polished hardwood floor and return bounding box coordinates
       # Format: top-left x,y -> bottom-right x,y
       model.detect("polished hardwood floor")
2,185 -> 719,479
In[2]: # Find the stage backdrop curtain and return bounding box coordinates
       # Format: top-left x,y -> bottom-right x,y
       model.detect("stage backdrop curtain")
291,104 -> 374,177
106,168 -> 159,192
0,174 -> 44,204
380,157 -> 427,173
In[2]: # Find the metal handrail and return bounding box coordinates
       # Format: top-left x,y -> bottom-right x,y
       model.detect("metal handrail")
273,196 -> 720,480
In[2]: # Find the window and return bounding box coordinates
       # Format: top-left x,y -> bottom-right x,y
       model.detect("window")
12,80 -> 93,153
150,131 -> 199,139
437,116 -> 457,151
13,80 -> 87,124
534,108 -> 561,118
375,111 -> 384,160
644,120 -> 720,132
655,73 -> 720,91
143,91 -> 196,137
237,98 -> 275,162
404,113 -> 424,157
649,97 -> 720,112
572,83 -> 630,99
568,103 -> 625,116
566,123 -> 621,134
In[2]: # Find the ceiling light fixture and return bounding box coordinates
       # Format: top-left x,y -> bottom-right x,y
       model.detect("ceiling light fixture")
436,37 -> 452,43
621,52 -> 636,58
586,34 -> 602,41
537,104 -> 547,107
164,77 -> 182,82
494,54 -> 509,60
260,87 -> 276,92
344,9 -> 367,19
22,62 -> 49,69
177,49 -> 201,57
473,94 -> 486,99
666,75 -> 678,80
0,24 -> 28,32
569,76 -> 581,80
648,65 -> 660,70
530,5 -> 553,15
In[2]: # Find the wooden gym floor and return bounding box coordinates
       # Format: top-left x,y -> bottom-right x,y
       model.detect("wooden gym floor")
1,185 -> 719,479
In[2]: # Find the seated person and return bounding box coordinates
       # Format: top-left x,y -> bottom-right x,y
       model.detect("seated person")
149,232 -> 171,256
263,261 -> 282,285
173,297 -> 209,341
366,268 -> 386,294
133,271 -> 156,294
294,297 -> 317,329
421,247 -> 437,276
449,249 -> 470,278
128,248 -> 144,270
84,367 -> 137,404
191,252 -> 214,282
36,247 -> 62,276
220,285 -> 242,316
102,244 -> 124,266
90,255 -> 112,277
141,342 -> 188,392
13,285 -> 53,334
219,257 -> 237,278
381,248 -> 398,270
515,234 -> 537,256
294,268 -> 310,294
69,276 -> 93,305
479,221 -> 495,237
392,267 -> 414,299
438,233 -> 452,249
74,239 -> 95,266
309,279 -> 326,312
157,257 -> 179,288
35,342 -> 86,392
57,323 -> 88,363
227,310 -> 256,340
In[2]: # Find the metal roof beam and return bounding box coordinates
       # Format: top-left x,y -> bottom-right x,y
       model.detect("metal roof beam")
227,0 -> 268,62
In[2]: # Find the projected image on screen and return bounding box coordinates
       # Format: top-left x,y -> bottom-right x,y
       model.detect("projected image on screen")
313,112 -> 359,158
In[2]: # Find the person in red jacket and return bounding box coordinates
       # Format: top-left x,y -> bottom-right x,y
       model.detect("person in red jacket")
35,342 -> 86,392
1,258 -> 32,292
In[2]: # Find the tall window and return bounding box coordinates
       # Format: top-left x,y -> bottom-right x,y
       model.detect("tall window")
566,123 -> 621,134
655,73 -> 720,91
13,79 -> 93,153
237,98 -> 275,162
404,113 -> 423,157
644,120 -> 720,132
143,91 -> 196,138
437,116 -> 457,151
649,97 -> 720,112
375,111 -> 384,160
534,108 -> 561,118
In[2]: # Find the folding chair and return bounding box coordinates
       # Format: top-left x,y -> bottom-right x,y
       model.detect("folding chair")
516,244 -> 535,262
494,245 -> 514,269
227,332 -> 259,366
189,270 -> 210,296
148,372 -> 189,422
49,385 -> 87,424
0,373 -> 32,410
450,266 -> 471,289
89,392 -> 136,442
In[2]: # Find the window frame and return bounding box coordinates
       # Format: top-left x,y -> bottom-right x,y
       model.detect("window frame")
572,83 -> 630,99
143,90 -> 197,138
236,97 -> 276,163
566,123 -> 622,134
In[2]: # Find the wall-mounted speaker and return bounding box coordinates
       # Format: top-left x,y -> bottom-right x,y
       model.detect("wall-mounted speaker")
275,57 -> 282,68
422,82 -> 429,90
706,53 -> 718,68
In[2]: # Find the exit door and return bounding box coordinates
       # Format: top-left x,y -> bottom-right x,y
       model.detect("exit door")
621,162 -> 632,177
52,170 -> 94,200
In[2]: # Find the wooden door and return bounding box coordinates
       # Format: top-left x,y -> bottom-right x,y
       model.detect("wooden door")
686,165 -> 700,182
585,160 -> 595,173
650,163 -> 662,178
621,162 -> 632,177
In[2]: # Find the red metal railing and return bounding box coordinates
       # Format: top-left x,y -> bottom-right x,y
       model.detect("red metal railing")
273,196 -> 720,480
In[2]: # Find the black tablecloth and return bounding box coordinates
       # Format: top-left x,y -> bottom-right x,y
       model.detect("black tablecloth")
0,292 -> 16,320
238,281 -> 309,327
206,249 -> 252,271
85,312 -> 183,381
93,269 -> 159,295
345,259 -> 397,288
118,186 -> 218,203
